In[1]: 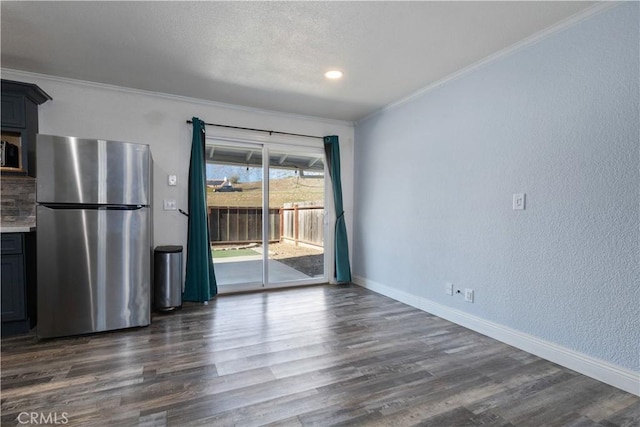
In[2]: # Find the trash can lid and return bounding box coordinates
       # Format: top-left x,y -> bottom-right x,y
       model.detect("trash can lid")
155,245 -> 183,253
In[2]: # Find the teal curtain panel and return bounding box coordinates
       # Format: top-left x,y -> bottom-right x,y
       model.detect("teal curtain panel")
183,117 -> 218,302
324,135 -> 352,283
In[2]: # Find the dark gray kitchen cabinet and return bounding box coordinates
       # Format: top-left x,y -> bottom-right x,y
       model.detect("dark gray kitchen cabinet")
2,254 -> 25,322
1,80 -> 51,177
1,232 -> 36,336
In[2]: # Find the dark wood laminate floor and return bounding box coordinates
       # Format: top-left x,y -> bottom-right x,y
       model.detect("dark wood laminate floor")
1,284 -> 638,426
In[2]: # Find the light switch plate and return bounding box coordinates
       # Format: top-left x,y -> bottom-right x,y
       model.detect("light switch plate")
163,199 -> 177,210
513,193 -> 525,210
168,175 -> 177,186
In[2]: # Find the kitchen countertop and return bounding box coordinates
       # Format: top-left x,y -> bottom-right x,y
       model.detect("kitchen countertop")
0,225 -> 36,233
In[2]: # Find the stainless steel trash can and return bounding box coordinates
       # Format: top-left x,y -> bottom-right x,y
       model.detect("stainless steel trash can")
154,245 -> 183,311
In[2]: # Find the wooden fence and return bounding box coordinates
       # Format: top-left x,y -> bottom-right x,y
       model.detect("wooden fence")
208,207 -> 280,244
208,202 -> 324,247
280,202 -> 324,247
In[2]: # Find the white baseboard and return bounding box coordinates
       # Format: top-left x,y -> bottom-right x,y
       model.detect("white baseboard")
352,275 -> 640,396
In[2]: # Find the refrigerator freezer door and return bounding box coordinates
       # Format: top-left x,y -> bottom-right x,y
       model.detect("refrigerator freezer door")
37,205 -> 151,338
36,135 -> 150,206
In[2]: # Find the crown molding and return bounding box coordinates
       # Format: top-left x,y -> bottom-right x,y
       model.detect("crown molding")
0,68 -> 354,128
356,1 -> 618,125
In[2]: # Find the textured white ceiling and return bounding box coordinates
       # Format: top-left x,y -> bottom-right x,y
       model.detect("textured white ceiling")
1,1 -> 596,122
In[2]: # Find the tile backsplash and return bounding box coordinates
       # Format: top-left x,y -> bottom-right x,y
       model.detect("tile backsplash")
1,176 -> 36,226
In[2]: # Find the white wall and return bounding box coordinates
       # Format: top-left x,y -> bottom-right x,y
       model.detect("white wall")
1,69 -> 355,282
353,3 -> 639,390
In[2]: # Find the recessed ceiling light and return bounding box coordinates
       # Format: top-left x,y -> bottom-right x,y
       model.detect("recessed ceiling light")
324,70 -> 343,79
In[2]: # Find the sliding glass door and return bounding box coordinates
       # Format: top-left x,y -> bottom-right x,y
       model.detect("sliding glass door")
267,148 -> 325,284
206,140 -> 327,291
206,143 -> 264,288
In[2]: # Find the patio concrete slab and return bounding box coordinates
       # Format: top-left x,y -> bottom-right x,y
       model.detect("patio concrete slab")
214,258 -> 310,286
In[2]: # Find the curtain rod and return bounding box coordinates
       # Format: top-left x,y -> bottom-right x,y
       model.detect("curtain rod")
186,120 -> 324,140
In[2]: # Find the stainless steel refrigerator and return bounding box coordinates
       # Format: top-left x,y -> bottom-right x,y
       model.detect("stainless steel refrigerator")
36,135 -> 152,338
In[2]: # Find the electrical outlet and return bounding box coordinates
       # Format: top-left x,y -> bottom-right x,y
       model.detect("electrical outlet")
464,288 -> 474,303
163,199 -> 177,210
445,282 -> 454,296
513,193 -> 526,210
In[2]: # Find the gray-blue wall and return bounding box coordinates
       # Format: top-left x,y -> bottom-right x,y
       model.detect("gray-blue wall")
353,3 -> 639,372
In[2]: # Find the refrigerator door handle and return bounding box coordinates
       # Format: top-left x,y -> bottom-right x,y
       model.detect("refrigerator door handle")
102,205 -> 146,211
38,204 -> 146,210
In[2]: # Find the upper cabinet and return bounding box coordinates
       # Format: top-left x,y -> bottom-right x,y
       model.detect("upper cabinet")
1,80 -> 51,177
